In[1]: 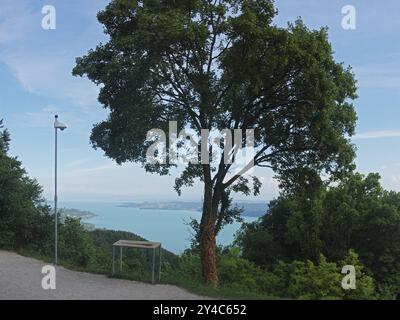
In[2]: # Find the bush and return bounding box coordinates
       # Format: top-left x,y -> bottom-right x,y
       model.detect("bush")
271,251 -> 375,300
272,256 -> 343,299
339,250 -> 375,300
217,247 -> 279,294
161,249 -> 279,299
59,217 -> 94,267
163,248 -> 378,300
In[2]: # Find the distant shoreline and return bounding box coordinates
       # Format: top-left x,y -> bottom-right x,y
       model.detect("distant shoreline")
117,201 -> 267,218
59,208 -> 98,220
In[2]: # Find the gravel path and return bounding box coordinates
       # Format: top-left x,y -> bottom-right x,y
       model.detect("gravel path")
0,250 -> 207,300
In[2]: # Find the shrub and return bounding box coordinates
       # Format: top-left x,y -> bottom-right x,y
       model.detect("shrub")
217,247 -> 279,294
272,256 -> 343,299
339,250 -> 375,300
271,251 -> 375,300
59,217 -> 94,267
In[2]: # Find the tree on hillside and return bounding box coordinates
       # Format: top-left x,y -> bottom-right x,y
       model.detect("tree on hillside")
0,119 -> 10,154
73,0 -> 357,285
0,119 -> 53,252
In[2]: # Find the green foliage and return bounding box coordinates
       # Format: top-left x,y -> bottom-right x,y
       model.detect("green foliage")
163,248 -> 376,300
163,248 -> 279,299
0,119 -> 53,253
271,252 -> 374,300
59,217 -> 94,267
339,250 -> 375,300
238,173 -> 400,298
216,248 -> 279,294
0,119 -> 10,153
273,255 -> 342,300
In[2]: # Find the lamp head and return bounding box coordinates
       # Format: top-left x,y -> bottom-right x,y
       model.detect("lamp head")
54,115 -> 67,131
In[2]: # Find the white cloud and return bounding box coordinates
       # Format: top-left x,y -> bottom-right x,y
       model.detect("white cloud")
354,65 -> 400,89
3,53 -> 100,108
65,159 -> 90,168
65,164 -> 118,176
0,0 -> 35,44
353,130 -> 400,140
392,175 -> 400,184
12,106 -> 89,131
385,174 -> 400,192
13,104 -> 60,123
0,1 -> 101,108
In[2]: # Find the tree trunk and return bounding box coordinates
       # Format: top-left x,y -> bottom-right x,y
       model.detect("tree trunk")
200,217 -> 218,286
200,182 -> 219,286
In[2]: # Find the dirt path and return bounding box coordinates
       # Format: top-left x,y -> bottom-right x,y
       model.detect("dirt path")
0,250 -> 207,300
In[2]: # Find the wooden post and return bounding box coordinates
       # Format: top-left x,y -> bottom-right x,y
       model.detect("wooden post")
120,247 -> 123,272
112,246 -> 115,275
152,247 -> 156,284
159,245 -> 162,282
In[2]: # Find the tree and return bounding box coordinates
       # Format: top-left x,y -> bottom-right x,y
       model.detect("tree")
0,119 -> 10,154
73,0 -> 357,285
236,178 -> 326,266
0,119 -> 53,252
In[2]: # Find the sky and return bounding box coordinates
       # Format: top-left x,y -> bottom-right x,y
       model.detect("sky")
0,0 -> 399,202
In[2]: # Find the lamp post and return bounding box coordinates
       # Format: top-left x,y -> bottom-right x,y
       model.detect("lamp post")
54,115 -> 67,265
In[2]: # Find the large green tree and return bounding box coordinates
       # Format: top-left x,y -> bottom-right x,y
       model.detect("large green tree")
73,0 -> 357,285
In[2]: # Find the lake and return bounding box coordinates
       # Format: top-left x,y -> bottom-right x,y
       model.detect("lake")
59,201 -> 257,254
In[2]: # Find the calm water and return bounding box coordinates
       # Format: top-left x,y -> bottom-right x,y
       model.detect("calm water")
59,201 -> 257,254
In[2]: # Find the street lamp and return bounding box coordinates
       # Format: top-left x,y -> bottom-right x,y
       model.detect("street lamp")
54,115 -> 67,265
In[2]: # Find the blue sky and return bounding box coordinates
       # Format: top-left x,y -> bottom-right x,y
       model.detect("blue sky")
0,0 -> 399,202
